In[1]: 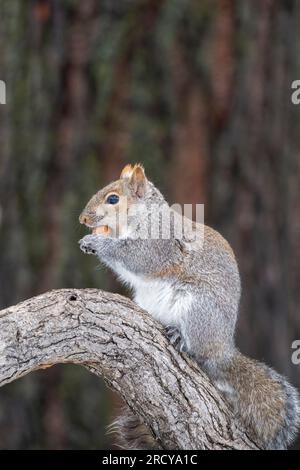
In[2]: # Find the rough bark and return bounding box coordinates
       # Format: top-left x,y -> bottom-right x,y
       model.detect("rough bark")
0,288 -> 258,450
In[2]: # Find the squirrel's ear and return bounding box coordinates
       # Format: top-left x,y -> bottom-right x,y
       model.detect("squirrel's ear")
129,164 -> 147,198
120,164 -> 134,179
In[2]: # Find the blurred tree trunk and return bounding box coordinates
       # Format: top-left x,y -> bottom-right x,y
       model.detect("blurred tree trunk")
0,0 -> 110,449
165,0 -> 300,449
168,1 -> 300,388
210,0 -> 300,386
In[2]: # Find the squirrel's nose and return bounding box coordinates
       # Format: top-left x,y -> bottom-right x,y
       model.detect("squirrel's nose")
79,212 -> 91,225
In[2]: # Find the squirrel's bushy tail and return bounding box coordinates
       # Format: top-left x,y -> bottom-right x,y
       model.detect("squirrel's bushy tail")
108,354 -> 300,450
107,407 -> 157,450
210,351 -> 300,449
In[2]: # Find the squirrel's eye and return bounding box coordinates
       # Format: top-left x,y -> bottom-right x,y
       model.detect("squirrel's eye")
106,194 -> 120,205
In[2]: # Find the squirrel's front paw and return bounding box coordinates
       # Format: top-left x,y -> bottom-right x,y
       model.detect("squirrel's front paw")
165,326 -> 188,353
79,235 -> 98,255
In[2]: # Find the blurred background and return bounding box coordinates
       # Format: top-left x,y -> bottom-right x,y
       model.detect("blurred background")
0,0 -> 300,449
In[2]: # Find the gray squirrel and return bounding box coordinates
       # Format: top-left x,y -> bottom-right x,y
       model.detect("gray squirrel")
79,163 -> 300,450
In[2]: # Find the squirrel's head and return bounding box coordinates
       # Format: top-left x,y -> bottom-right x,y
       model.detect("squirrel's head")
79,164 -> 165,238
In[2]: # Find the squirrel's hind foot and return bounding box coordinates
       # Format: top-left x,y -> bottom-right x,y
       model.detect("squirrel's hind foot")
165,326 -> 188,353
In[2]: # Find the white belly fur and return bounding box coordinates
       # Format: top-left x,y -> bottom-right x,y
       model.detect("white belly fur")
113,263 -> 194,327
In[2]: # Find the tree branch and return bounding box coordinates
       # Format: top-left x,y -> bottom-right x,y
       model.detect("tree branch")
0,289 -> 258,449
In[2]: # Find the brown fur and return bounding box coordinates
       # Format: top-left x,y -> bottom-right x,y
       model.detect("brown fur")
227,354 -> 285,444
108,408 -> 158,450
